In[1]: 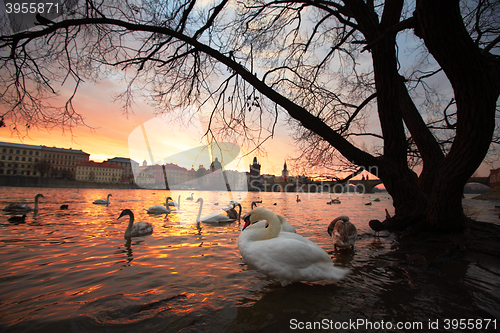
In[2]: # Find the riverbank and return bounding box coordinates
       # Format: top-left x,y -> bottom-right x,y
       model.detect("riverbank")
0,175 -> 140,189
473,191 -> 500,201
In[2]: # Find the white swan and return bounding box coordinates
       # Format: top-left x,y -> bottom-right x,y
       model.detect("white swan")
327,216 -> 357,250
2,194 -> 44,212
186,193 -> 194,201
246,201 -> 296,233
93,194 -> 112,205
238,208 -> 349,286
247,214 -> 296,233
144,196 -> 171,214
168,195 -> 181,208
196,198 -> 235,223
118,209 -> 153,238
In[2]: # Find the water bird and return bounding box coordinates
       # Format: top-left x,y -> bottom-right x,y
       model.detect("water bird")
365,202 -> 372,206
2,194 -> 44,212
327,216 -> 357,251
168,195 -> 181,208
369,219 -> 385,236
186,193 -> 194,201
330,197 -> 341,204
245,210 -> 297,233
224,202 -> 242,222
238,208 -> 349,286
8,214 -> 26,223
93,194 -> 112,205
60,204 -> 69,210
296,195 -> 301,202
196,198 -> 235,223
118,209 -> 154,239
144,197 -> 171,214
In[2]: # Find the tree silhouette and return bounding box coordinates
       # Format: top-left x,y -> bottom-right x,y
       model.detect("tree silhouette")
0,0 -> 499,231
34,159 -> 51,178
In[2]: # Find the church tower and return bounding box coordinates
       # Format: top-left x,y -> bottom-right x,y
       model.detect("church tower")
281,161 -> 289,181
249,157 -> 261,179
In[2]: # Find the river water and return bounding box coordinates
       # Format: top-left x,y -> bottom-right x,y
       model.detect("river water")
0,187 -> 498,332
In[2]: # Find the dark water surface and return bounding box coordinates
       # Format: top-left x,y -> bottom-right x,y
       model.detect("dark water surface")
0,187 -> 498,332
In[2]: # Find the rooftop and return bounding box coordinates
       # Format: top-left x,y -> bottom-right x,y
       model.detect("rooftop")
77,161 -> 123,169
0,141 -> 42,150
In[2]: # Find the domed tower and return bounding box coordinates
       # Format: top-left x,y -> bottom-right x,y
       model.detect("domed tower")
210,157 -> 222,172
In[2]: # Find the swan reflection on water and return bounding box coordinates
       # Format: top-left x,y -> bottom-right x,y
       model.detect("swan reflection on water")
1,188 -> 497,331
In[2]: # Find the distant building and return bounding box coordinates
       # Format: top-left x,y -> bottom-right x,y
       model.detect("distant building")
134,164 -> 165,188
75,161 -> 123,184
248,157 -> 262,190
104,157 -> 138,183
281,161 -> 289,182
249,157 -> 261,179
490,168 -> 500,191
41,146 -> 90,179
0,141 -> 89,178
224,169 -> 248,191
210,157 -> 222,171
164,163 -> 194,187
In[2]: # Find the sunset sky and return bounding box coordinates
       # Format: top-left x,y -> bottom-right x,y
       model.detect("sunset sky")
0,71 -> 495,178
0,4 -> 496,179
0,75 -> 303,177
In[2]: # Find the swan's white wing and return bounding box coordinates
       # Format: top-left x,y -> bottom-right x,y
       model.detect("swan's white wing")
145,205 -> 170,214
278,216 -> 297,233
239,231 -> 348,285
131,222 -> 154,236
3,203 -> 32,212
201,213 -> 235,223
93,199 -> 108,204
246,217 -> 296,233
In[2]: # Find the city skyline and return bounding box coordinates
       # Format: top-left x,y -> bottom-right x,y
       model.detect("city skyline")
0,73 -> 495,178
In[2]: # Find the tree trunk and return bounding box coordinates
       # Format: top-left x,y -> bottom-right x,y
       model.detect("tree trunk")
415,0 -> 498,231
378,165 -> 428,230
362,0 -> 429,229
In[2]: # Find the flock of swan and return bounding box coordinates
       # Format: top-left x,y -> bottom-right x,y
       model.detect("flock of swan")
2,192 -> 387,286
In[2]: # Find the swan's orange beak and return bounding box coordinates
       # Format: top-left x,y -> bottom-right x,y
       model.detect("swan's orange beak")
242,214 -> 251,230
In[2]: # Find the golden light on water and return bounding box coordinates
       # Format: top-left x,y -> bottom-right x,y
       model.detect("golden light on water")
0,187 -> 499,331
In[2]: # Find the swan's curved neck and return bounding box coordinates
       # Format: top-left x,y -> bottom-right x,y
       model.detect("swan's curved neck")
107,194 -> 111,203
251,212 -> 281,240
177,195 -> 181,208
34,196 -> 40,210
124,213 -> 134,237
237,204 -> 242,221
196,199 -> 203,222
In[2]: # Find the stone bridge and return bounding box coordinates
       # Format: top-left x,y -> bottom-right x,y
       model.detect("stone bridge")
310,176 -> 490,194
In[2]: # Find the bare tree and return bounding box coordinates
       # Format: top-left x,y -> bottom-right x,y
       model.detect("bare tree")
0,0 -> 499,231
